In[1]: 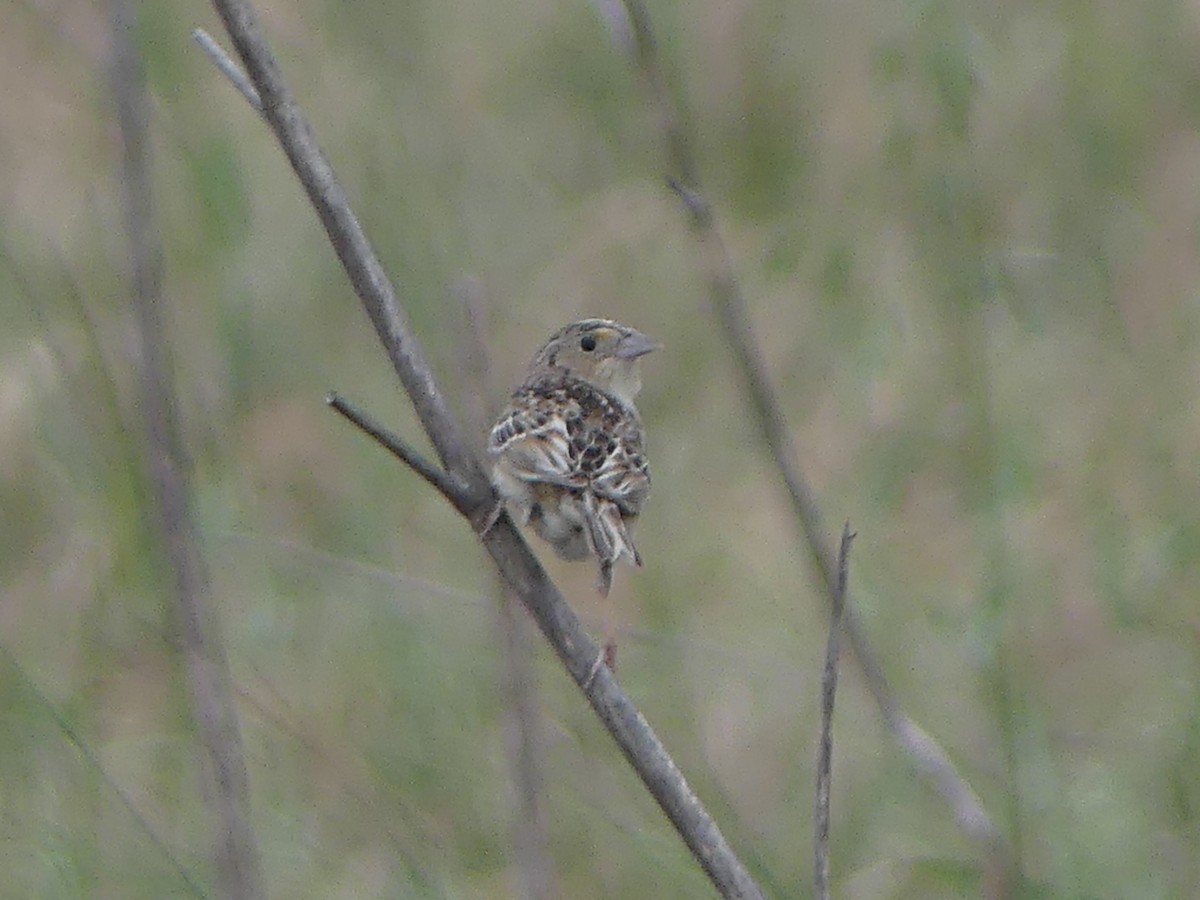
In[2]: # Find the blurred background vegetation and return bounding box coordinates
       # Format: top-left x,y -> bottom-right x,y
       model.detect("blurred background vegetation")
4,0 -> 1200,896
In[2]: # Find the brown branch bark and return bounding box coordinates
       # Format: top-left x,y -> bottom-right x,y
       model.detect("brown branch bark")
112,3 -> 264,898
611,0 -> 1012,875
326,392 -> 471,510
196,13 -> 766,899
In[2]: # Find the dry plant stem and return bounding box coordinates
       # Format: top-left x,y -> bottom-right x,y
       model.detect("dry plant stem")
481,526 -> 766,900
690,142 -> 1009,856
458,281 -> 560,900
327,393 -> 762,898
613,0 -> 1008,861
326,392 -> 471,510
198,11 -> 766,898
814,524 -> 854,900
497,585 -> 560,900
193,27 -> 262,111
113,4 -> 264,899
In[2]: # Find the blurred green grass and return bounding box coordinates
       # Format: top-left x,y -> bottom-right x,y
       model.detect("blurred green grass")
4,0 -> 1200,896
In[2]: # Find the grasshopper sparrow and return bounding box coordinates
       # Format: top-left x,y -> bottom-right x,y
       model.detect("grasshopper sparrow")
489,319 -> 659,596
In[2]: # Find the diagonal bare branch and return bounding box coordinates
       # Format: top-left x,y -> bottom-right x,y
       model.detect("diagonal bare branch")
478,521 -> 767,899
197,12 -> 766,898
612,0 -> 1011,869
198,11 -> 486,497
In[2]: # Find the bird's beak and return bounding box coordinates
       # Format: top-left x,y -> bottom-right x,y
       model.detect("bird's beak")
615,330 -> 662,359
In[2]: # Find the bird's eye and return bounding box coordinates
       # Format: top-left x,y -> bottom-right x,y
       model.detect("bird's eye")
580,334 -> 597,352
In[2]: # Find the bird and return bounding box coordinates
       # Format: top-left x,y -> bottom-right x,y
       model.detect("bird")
488,319 -> 659,598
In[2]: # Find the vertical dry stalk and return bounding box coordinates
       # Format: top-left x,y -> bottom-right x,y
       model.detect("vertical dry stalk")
112,3 -> 264,898
611,0 -> 1011,876
814,524 -> 854,900
458,279 -> 560,900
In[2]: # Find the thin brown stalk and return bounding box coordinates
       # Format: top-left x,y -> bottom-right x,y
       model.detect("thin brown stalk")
814,524 -> 854,900
112,3 -> 264,898
457,279 -> 560,900
612,0 -> 1011,869
326,392 -> 471,511
197,14 -> 766,898
194,27 -> 262,111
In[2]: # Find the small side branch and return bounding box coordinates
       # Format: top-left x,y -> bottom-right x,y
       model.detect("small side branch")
814,524 -> 854,900
193,28 -> 262,111
326,392 -> 471,513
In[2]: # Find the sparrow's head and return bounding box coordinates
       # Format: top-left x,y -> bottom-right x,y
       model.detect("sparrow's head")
529,319 -> 660,404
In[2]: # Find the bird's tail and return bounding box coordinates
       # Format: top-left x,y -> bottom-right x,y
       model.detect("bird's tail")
582,493 -> 641,597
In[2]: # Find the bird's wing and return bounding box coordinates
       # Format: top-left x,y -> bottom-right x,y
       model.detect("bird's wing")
492,381 -> 651,502
489,392 -> 584,487
490,379 -> 651,582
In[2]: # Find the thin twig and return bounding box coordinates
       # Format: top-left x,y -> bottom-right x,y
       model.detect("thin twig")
113,3 -> 264,898
326,392 -> 471,512
192,28 -> 262,111
814,524 -> 854,900
200,4 -> 766,896
613,0 -> 1010,865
